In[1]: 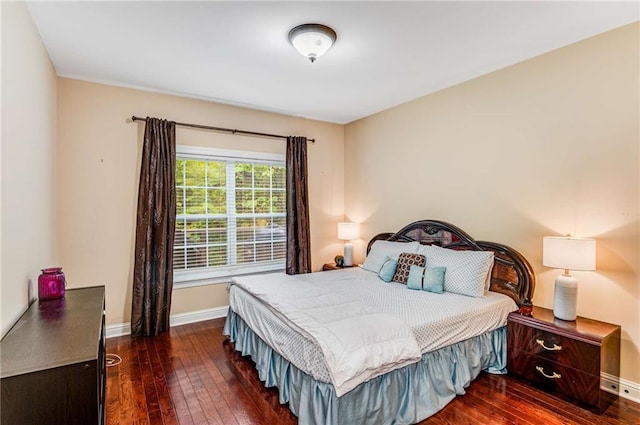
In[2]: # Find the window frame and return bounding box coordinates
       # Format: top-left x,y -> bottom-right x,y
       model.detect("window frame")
173,145 -> 286,288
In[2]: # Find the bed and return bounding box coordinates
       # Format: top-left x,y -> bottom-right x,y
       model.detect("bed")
223,219 -> 535,424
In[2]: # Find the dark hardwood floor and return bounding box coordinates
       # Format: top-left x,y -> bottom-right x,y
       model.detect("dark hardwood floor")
106,318 -> 640,424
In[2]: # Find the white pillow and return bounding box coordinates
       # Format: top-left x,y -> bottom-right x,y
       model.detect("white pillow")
361,241 -> 420,273
484,258 -> 495,291
417,244 -> 494,298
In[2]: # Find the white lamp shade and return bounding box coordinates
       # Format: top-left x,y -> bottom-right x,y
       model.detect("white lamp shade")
543,236 -> 596,271
337,222 -> 359,241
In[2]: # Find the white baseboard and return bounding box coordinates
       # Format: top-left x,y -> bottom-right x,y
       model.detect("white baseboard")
170,305 -> 229,327
601,372 -> 640,404
105,305 -> 229,338
105,323 -> 130,338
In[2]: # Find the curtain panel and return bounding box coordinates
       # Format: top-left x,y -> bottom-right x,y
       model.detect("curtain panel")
131,117 -> 177,336
285,136 -> 311,274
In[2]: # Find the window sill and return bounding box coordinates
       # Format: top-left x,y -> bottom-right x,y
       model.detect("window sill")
173,262 -> 285,289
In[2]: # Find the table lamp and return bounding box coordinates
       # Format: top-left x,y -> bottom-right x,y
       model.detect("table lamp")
542,236 -> 596,321
338,222 -> 359,267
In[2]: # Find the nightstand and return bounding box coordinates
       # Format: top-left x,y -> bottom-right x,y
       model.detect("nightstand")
321,263 -> 355,271
507,306 -> 620,412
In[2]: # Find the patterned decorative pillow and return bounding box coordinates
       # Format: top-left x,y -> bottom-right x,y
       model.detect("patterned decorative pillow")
361,240 -> 420,273
417,244 -> 494,298
392,253 -> 426,284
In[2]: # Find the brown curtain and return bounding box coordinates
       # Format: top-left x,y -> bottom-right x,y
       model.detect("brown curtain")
285,136 -> 311,274
131,117 -> 176,336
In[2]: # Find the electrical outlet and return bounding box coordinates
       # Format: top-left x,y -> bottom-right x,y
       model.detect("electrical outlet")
619,380 -> 640,403
602,373 -> 640,403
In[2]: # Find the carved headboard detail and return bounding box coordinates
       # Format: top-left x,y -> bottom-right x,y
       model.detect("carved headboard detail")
366,220 -> 535,313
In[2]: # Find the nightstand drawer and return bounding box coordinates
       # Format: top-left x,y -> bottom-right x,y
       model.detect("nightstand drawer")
509,352 -> 600,407
508,321 -> 599,375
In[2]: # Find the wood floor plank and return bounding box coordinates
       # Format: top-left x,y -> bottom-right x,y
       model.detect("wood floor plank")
146,335 -> 181,425
105,338 -> 121,425
136,336 -> 163,422
193,320 -> 283,425
174,325 -> 227,425
185,321 -> 262,425
118,336 -> 149,425
500,374 -> 617,425
218,339 -> 296,425
166,325 -> 212,425
105,318 -> 640,425
454,390 -> 527,425
459,375 -> 544,425
153,329 -> 196,425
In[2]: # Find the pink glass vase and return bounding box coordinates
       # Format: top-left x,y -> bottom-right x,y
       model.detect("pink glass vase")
38,267 -> 66,300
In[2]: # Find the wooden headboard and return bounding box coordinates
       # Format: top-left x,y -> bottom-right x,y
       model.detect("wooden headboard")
367,219 -> 535,314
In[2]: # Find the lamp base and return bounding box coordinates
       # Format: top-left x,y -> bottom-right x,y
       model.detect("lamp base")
553,274 -> 578,321
343,242 -> 354,267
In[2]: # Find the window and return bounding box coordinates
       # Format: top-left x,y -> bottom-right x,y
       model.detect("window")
173,146 -> 286,285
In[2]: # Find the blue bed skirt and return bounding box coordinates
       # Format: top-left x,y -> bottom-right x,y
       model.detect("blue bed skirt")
223,309 -> 507,425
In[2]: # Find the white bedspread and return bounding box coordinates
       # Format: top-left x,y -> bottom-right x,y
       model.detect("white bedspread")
230,273 -> 422,397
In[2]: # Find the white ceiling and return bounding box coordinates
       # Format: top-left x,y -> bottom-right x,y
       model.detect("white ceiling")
26,1 -> 639,124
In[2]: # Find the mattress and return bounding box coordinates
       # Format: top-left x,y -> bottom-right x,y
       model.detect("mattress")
228,267 -> 517,384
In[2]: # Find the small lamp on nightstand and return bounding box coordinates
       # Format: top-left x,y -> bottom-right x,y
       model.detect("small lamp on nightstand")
337,222 -> 359,267
543,236 -> 596,321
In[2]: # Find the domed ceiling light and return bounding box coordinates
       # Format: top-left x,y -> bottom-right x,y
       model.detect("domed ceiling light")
288,23 -> 337,63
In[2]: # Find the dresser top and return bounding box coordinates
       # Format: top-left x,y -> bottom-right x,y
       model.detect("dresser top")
509,305 -> 620,344
0,286 -> 105,378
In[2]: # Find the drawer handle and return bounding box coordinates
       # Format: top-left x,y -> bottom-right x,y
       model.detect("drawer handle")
536,339 -> 562,351
536,366 -> 561,379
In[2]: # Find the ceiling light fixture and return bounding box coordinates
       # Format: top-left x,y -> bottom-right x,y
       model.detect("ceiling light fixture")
288,23 -> 337,63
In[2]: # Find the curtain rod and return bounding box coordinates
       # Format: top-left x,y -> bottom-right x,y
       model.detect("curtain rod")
131,116 -> 315,143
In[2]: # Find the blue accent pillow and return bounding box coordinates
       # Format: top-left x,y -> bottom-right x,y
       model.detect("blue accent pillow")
407,265 -> 425,290
378,257 -> 397,282
423,267 -> 446,294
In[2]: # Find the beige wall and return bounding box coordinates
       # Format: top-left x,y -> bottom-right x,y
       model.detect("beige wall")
345,23 -> 639,383
1,2 -> 58,337
56,78 -> 345,326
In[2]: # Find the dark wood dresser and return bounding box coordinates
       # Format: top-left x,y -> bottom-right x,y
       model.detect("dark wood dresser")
507,306 -> 620,412
1,286 -> 106,425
